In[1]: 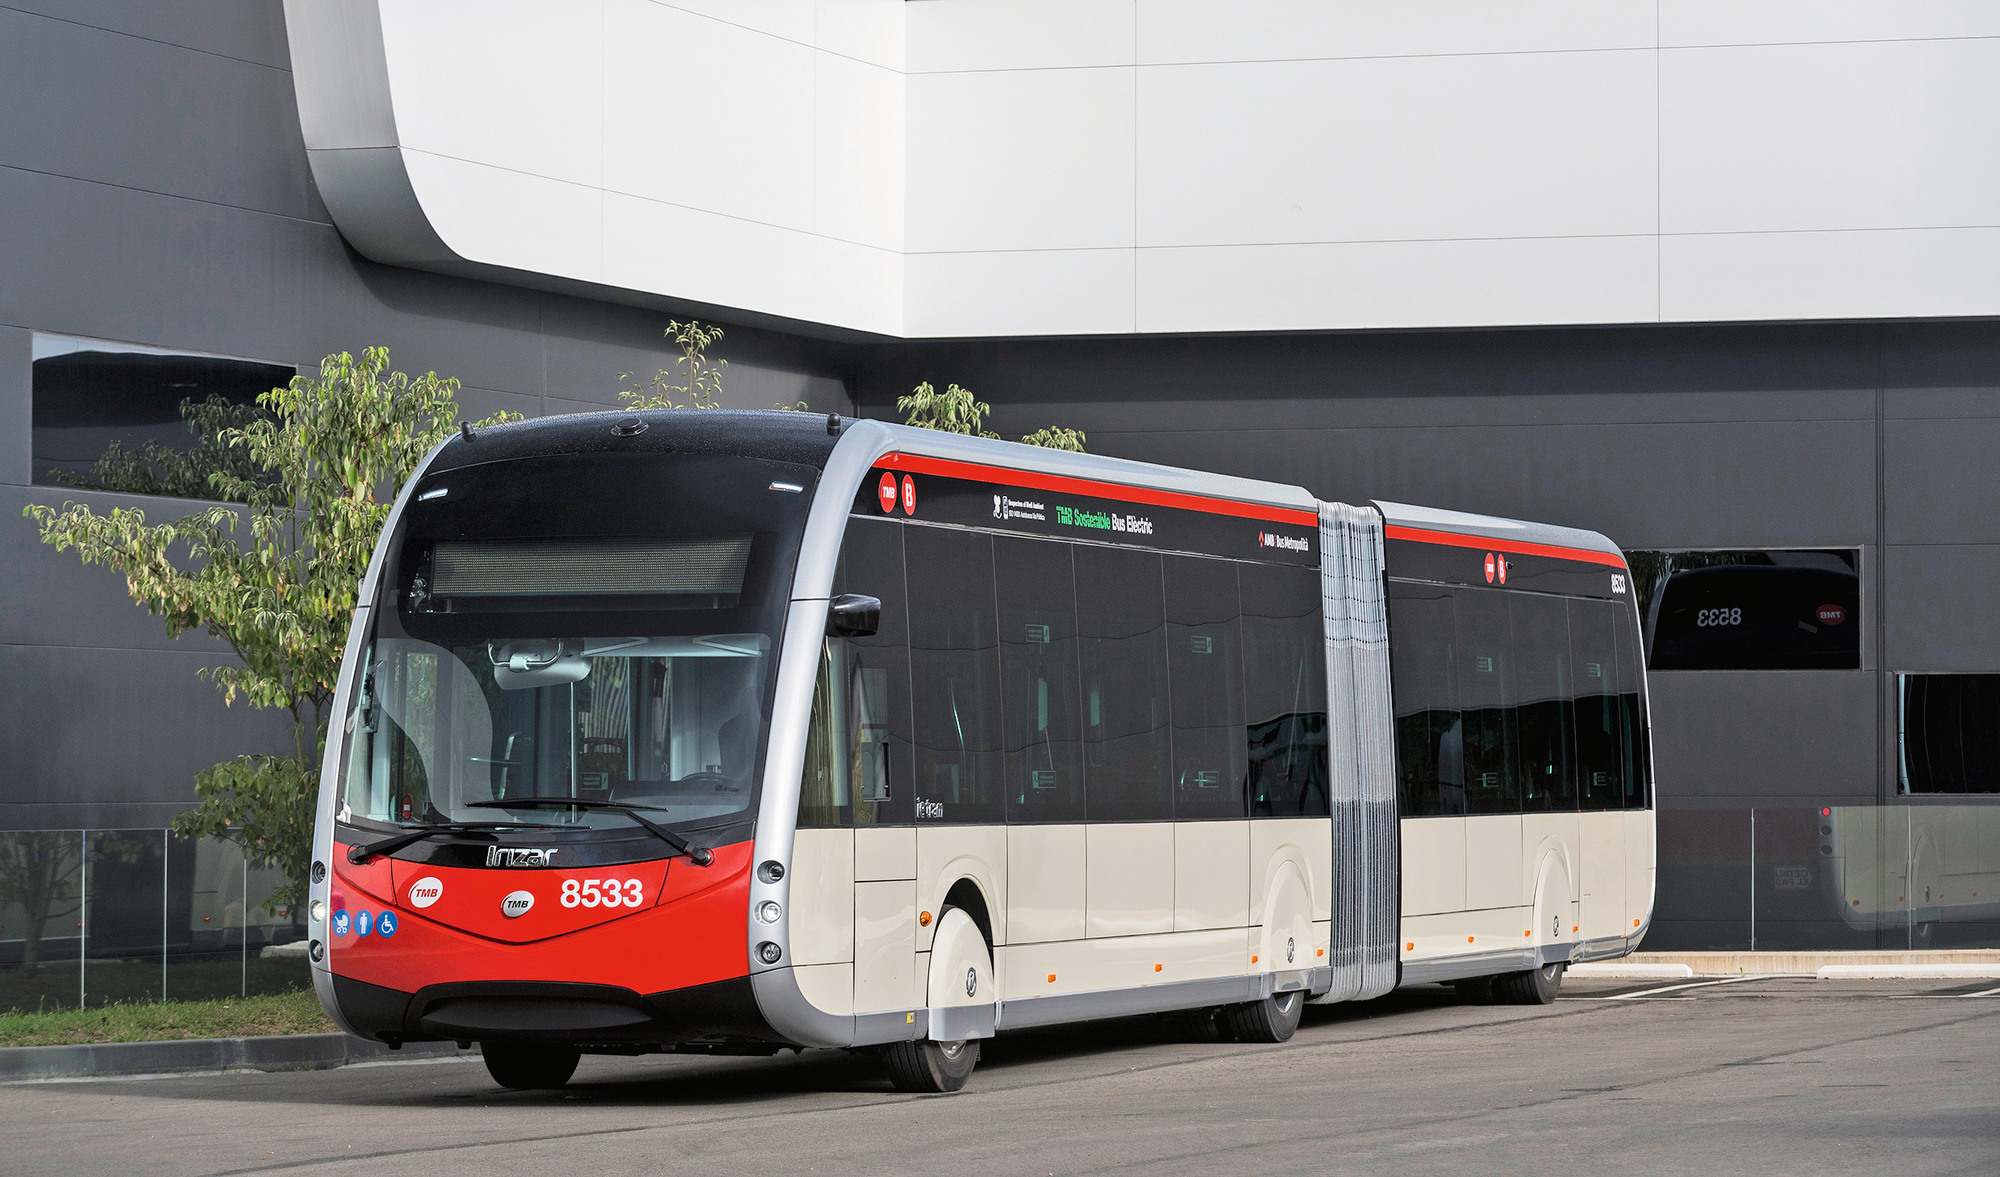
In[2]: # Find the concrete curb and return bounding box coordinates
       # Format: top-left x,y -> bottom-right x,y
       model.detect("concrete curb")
0,1033 -> 477,1082
1626,950 -> 2000,977
1815,964 -> 2000,981
1567,963 -> 1696,980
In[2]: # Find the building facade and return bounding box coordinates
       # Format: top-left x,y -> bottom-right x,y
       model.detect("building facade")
5,3 -> 1999,1003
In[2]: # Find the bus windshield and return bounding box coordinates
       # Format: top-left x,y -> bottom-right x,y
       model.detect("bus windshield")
340,632 -> 770,831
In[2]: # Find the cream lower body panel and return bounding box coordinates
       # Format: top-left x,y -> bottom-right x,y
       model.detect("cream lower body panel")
1000,927 -> 1251,1003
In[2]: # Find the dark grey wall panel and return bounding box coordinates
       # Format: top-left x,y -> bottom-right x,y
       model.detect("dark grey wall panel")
1885,417 -> 2000,545
1647,672 -> 1879,808
3,0 -> 290,70
0,326 -> 27,485
0,644 -> 294,826
1884,544 -> 2000,672
2,486 -> 243,654
0,7 -> 315,220
1082,419 -> 1875,551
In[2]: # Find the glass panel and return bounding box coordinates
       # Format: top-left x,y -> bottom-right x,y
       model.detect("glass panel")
84,831 -> 165,1007
164,833 -> 249,1002
1389,580 -> 1462,817
1900,674 -> 2000,794
0,831 -> 85,1013
1075,545 -> 1171,822
1509,593 -> 1575,812
31,333 -> 292,500
244,856 -> 306,996
1630,548 -> 1860,670
1647,809 -> 1751,951
1612,612 -> 1650,809
997,537 -> 1084,822
835,519 -> 914,826
1454,587 -> 1518,815
1241,562 -> 1329,817
1569,599 -> 1625,811
906,526 -> 1005,823
1166,555 -> 1248,820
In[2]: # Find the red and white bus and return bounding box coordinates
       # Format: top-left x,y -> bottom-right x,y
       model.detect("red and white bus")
309,411 -> 1655,1092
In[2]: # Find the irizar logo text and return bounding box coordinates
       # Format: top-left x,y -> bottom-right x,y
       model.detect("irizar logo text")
486,846 -> 558,868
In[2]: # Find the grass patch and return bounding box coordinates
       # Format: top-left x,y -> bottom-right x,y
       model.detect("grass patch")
0,987 -> 334,1048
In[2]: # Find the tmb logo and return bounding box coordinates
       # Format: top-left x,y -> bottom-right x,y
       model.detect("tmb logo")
1816,604 -> 1846,626
406,876 -> 444,909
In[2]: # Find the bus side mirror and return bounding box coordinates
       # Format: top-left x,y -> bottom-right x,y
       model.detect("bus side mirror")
827,593 -> 881,638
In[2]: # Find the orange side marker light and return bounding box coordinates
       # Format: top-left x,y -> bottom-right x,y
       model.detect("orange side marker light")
1154,963 -> 1163,972
1467,936 -> 1475,943
919,911 -> 932,927
1316,948 -> 1324,957
1046,974 -> 1056,983
1251,954 -> 1259,963
1405,941 -> 1414,951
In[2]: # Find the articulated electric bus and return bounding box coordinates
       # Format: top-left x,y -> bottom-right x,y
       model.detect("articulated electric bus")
309,410 -> 1655,1092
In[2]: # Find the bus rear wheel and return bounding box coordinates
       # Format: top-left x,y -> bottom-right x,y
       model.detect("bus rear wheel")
1224,989 -> 1304,1044
882,1037 -> 980,1093
1495,962 -> 1565,1005
482,1040 -> 582,1090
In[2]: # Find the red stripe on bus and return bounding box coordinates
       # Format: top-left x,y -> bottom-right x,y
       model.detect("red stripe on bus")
874,453 -> 1319,527
1385,524 -> 1627,569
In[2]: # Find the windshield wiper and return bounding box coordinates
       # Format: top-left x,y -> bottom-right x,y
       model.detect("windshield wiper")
466,799 -> 714,867
347,822 -> 528,865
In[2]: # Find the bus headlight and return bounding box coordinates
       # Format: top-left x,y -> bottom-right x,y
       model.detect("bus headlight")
309,900 -> 326,924
756,901 -> 782,924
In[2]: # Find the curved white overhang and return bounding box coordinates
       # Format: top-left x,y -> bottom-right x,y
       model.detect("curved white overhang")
285,2 -> 2000,340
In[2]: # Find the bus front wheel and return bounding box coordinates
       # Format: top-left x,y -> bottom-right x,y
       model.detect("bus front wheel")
882,1037 -> 979,1093
482,1040 -> 582,1090
1225,989 -> 1304,1044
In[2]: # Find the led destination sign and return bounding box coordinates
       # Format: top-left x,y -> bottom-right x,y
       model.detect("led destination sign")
852,455 -> 1316,567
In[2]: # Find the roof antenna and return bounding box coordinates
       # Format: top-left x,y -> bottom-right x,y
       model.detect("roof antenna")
826,413 -> 842,436
458,420 -> 475,442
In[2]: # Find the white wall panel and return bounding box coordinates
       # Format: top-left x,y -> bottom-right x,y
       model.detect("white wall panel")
906,249 -> 1133,337
1137,1 -> 1654,65
1661,1 -> 2000,46
905,68 -> 1135,253
1139,235 -> 1658,333
1138,52 -> 1655,248
379,0 -> 603,186
816,0 -> 905,70
1662,39 -> 2000,236
1663,226 -> 2000,323
814,51 -> 904,251
910,0 -> 1134,73
602,1 -> 817,233
404,151 -> 603,284
664,0 -> 816,44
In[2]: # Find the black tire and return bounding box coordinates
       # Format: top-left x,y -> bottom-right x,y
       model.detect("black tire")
1452,977 -> 1496,1004
1224,989 -> 1305,1044
482,1040 -> 582,1090
1495,962 -> 1564,1005
882,1037 -> 980,1093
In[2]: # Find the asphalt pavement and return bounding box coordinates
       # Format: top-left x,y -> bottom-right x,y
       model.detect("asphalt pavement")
3,976 -> 1996,1176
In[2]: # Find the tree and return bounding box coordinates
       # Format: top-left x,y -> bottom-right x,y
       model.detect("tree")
617,320 -> 728,410
22,349 -> 515,909
897,381 -> 1086,452
54,394 -> 277,502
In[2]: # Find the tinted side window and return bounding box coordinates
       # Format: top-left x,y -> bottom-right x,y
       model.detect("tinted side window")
1569,598 -> 1625,811
1388,580 -> 1463,817
996,537 -> 1085,822
1612,610 -> 1650,809
906,526 -> 1005,823
803,519 -> 916,827
1166,556 -> 1248,820
1076,546 -> 1172,822
1510,593 -> 1576,811
1241,562 -> 1329,817
1454,587 -> 1518,814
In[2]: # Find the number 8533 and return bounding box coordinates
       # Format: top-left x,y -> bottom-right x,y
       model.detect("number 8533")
559,878 -> 645,908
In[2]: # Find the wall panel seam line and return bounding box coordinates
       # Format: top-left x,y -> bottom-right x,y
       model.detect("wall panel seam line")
0,4 -> 292,73
0,162 -> 331,228
644,0 -> 901,76
393,148 -> 901,258
910,45 -> 1664,74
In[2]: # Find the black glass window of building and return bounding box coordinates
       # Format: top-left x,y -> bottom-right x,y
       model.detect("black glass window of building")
1901,674 -> 2000,794
31,334 -> 293,502
1629,549 -> 1860,670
